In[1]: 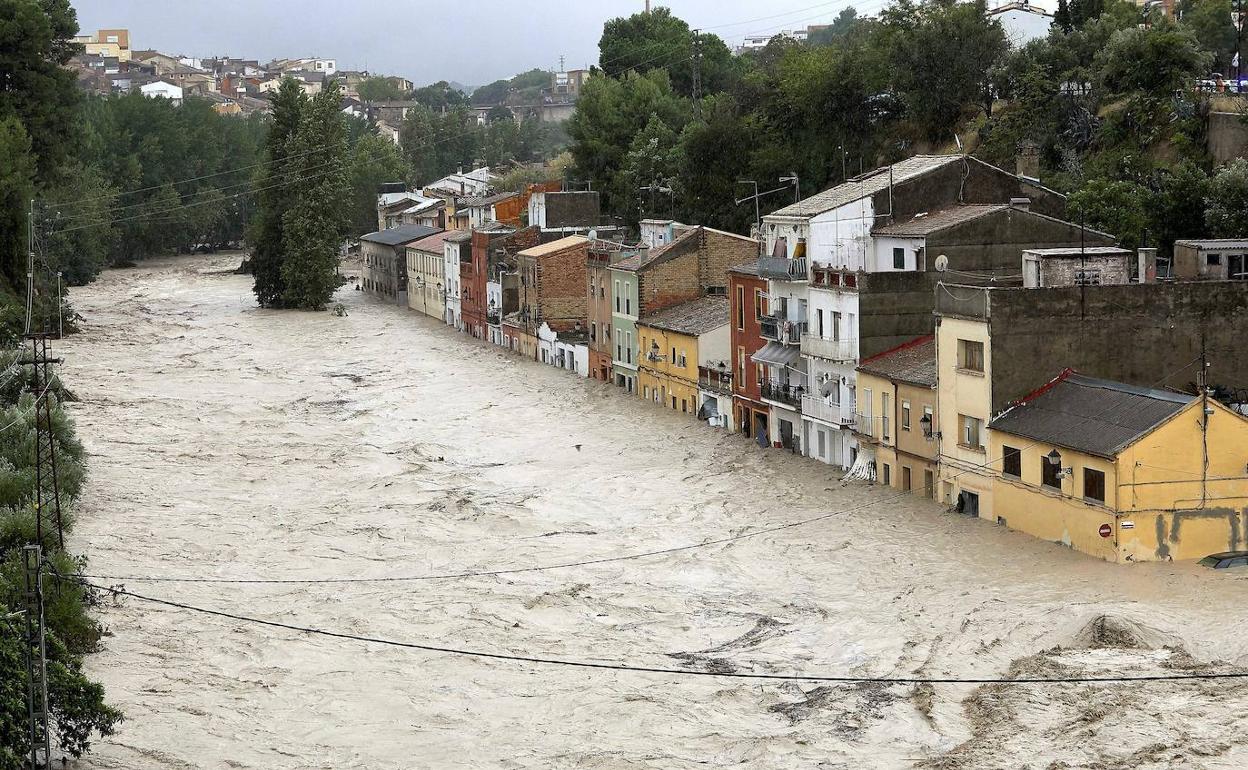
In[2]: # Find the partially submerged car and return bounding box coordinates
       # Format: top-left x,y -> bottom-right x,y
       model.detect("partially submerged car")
1198,552 -> 1248,569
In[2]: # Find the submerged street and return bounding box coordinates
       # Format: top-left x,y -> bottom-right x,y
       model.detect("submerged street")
60,255 -> 1248,768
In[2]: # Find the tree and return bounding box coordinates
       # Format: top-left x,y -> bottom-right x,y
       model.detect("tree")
1068,179 -> 1152,250
1205,159 -> 1248,237
1180,0 -> 1239,73
411,81 -> 468,110
279,79 -> 350,309
356,77 -> 406,103
0,0 -> 81,184
1149,161 -> 1210,253
621,114 -> 680,222
808,8 -> 862,47
0,118 -> 34,295
887,0 -> 1009,141
1095,22 -> 1211,95
249,79 -> 307,307
598,8 -> 735,97
1055,0 -> 1073,32
348,132 -> 411,237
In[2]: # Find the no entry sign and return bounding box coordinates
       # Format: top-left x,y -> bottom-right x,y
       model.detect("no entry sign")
1099,523 -> 1113,538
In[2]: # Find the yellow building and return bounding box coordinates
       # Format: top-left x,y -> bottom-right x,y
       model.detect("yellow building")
854,335 -> 939,497
76,29 -> 132,61
988,371 -> 1248,562
637,297 -> 730,416
935,314 -> 995,517
405,231 -> 453,321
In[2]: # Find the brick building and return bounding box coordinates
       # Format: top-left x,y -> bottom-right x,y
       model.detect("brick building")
471,225 -> 541,345
729,261 -> 770,442
609,225 -> 759,394
508,236 -> 591,345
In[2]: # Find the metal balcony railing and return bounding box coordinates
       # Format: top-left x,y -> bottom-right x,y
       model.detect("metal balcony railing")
799,334 -> 858,362
758,256 -> 809,281
854,412 -> 875,438
801,394 -> 856,426
760,316 -> 807,344
698,372 -> 733,395
760,381 -> 804,409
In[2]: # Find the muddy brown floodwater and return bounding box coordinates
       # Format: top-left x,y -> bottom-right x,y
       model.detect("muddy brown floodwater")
57,255 -> 1248,769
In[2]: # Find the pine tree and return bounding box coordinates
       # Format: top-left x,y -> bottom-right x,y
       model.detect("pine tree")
249,79 -> 306,308
1055,0 -> 1073,32
279,79 -> 350,310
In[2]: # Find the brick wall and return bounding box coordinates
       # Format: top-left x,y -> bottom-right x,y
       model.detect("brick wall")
730,270 -> 767,406
527,241 -> 589,332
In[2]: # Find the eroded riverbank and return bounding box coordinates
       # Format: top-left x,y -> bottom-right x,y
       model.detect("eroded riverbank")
61,255 -> 1248,768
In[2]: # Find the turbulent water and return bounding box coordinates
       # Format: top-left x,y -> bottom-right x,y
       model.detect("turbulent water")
58,255 -> 1248,769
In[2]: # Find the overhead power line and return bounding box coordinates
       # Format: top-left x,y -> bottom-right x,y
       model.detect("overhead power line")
70,579 -> 1248,686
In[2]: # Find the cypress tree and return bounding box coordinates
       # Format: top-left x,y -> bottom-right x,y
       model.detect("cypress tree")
279,79 -> 349,310
249,79 -> 306,308
1055,0 -> 1073,32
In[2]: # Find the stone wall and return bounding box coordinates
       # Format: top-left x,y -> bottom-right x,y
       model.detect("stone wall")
985,281 -> 1248,412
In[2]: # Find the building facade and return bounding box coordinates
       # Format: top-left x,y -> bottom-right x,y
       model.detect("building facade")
361,224 -> 441,306
637,297 -> 731,417
507,236 -> 591,347
853,336 -> 939,495
443,231 -> 472,329
987,372 -> 1248,562
729,263 -> 771,444
405,231 -> 454,320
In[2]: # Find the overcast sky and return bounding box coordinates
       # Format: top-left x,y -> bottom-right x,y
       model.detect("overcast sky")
71,0 -> 891,87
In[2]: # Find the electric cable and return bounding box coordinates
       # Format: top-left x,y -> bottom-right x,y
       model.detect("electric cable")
65,577 -> 1248,686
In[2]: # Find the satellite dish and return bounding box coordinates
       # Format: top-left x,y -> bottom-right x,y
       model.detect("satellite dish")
588,229 -> 598,241
934,254 -> 949,272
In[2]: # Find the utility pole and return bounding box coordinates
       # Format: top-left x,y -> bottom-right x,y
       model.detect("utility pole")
23,544 -> 51,770
1237,0 -> 1244,86
20,334 -> 65,551
780,173 -> 801,203
691,30 -> 703,116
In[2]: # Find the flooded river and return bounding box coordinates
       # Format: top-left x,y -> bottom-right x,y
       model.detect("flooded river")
60,255 -> 1248,768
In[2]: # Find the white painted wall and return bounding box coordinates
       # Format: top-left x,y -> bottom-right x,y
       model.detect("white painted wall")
140,81 -> 183,103
697,325 -> 731,369
870,235 -> 925,273
443,241 -> 461,329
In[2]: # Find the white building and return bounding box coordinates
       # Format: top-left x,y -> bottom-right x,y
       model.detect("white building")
444,231 -> 471,330
140,80 -> 183,104
760,155 -> 963,467
486,278 -> 504,346
988,2 -> 1054,48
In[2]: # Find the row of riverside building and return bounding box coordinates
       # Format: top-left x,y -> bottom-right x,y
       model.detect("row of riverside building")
359,155 -> 1248,566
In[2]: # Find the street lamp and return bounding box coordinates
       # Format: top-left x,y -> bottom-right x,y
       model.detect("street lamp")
920,413 -> 940,441
1047,449 -> 1073,480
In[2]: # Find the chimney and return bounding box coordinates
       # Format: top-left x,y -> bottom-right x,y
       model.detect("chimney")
1137,247 -> 1158,283
1009,197 -> 1031,212
1016,139 -> 1040,182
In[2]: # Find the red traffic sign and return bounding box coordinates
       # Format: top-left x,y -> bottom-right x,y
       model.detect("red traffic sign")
1098,523 -> 1113,538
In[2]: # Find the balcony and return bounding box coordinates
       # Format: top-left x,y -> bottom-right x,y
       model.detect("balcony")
486,310 -> 501,325
854,412 -> 876,438
758,256 -> 808,282
760,316 -> 807,345
801,394 -> 855,426
698,369 -> 733,395
760,381 -> 805,409
800,334 -> 858,362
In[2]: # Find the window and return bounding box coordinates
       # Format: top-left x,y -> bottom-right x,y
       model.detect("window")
960,414 -> 983,450
614,281 -> 621,312
671,396 -> 678,410
681,398 -> 688,413
671,347 -> 677,365
590,322 -> 596,343
1002,445 -> 1021,478
901,401 -> 911,431
816,309 -> 824,337
882,463 -> 891,486
1207,253 -> 1223,266
1074,269 -> 1102,286
1041,456 -> 1062,490
626,331 -> 633,364
958,339 -> 985,372
881,393 -> 891,442
737,346 -> 746,389
754,288 -> 764,320
625,289 -> 632,315
615,329 -> 622,361
893,247 -> 905,270
831,311 -> 841,341
736,286 -> 745,330
678,353 -> 687,368
1084,468 -> 1106,503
